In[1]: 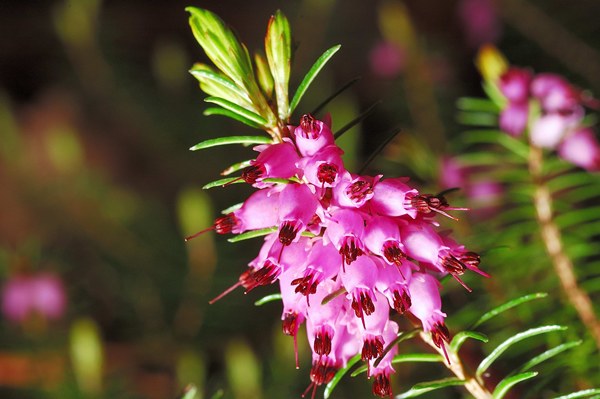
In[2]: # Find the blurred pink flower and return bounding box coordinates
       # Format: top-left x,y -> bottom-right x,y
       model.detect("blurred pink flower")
369,41 -> 405,78
457,0 -> 501,48
2,273 -> 66,323
558,129 -> 600,171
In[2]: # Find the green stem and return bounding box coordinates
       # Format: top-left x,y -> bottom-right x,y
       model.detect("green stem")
528,145 -> 600,349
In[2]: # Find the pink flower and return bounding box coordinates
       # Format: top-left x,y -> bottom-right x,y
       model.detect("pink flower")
457,0 -> 501,48
369,41 -> 405,78
2,273 -> 66,323
558,128 -> 600,171
293,114 -> 335,157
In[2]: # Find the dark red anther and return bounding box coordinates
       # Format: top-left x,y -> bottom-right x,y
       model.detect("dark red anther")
441,254 -> 466,276
361,336 -> 384,361
241,164 -> 266,184
302,357 -> 338,399
249,261 -> 281,288
346,179 -> 373,202
291,273 -> 319,298
214,214 -> 239,234
392,288 -> 411,314
372,373 -> 393,398
317,163 -> 338,185
351,290 -> 375,320
313,327 -> 333,356
339,236 -> 363,266
382,241 -> 406,266
431,322 -> 451,364
299,114 -> 320,139
279,221 -> 299,246
282,312 -> 300,336
460,251 -> 481,269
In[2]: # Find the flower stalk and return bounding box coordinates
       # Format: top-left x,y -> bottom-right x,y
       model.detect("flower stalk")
419,331 -> 493,399
528,145 -> 600,349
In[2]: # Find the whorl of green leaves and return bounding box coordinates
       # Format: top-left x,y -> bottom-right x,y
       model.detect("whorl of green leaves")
187,7 -> 340,139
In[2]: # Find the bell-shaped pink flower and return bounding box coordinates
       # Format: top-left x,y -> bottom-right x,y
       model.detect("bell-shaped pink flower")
369,320 -> 400,398
400,221 -> 445,265
499,102 -> 529,137
278,183 -> 320,247
408,272 -> 450,362
375,259 -> 413,315
363,216 -> 406,267
334,172 -> 381,209
299,145 -> 345,189
558,128 -> 600,171
499,68 -> 532,103
325,209 -> 366,267
290,240 -> 341,302
370,177 -> 418,218
293,114 -> 335,157
340,255 -> 380,327
243,141 -> 300,186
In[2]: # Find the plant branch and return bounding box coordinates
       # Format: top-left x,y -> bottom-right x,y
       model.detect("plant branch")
419,332 -> 493,399
528,145 -> 600,349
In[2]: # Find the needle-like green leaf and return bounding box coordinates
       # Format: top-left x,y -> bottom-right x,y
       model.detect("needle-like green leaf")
265,10 -> 291,121
289,45 -> 341,115
476,325 -> 567,378
189,136 -> 272,151
492,372 -> 538,399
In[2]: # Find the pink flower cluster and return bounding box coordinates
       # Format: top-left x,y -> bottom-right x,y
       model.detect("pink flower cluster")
193,115 -> 487,397
499,68 -> 600,171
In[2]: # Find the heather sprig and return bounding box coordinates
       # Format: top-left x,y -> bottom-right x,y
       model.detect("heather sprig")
186,8 -> 487,397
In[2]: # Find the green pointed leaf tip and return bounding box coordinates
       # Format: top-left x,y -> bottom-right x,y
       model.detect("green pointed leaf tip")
189,135 -> 272,151
265,10 -> 291,120
179,384 -> 199,399
492,372 -> 538,399
554,389 -> 600,399
471,292 -> 548,328
449,331 -> 489,353
476,325 -> 567,378
289,44 -> 342,115
254,293 -> 282,306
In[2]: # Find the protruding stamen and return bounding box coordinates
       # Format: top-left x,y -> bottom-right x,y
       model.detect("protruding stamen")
317,163 -> 338,185
299,114 -> 320,139
392,287 -> 411,314
282,312 -> 301,369
313,326 -> 333,356
431,322 -> 451,364
185,214 -> 239,241
302,357 -> 338,399
351,289 -> 375,328
346,179 -> 373,202
382,241 -> 406,267
279,221 -> 299,246
372,373 -> 393,398
241,164 -> 266,184
291,273 -> 319,298
407,193 -> 467,220
339,236 -> 363,266
361,336 -> 384,361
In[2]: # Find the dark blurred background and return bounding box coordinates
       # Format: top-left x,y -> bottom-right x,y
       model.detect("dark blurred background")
1,0 -> 599,398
